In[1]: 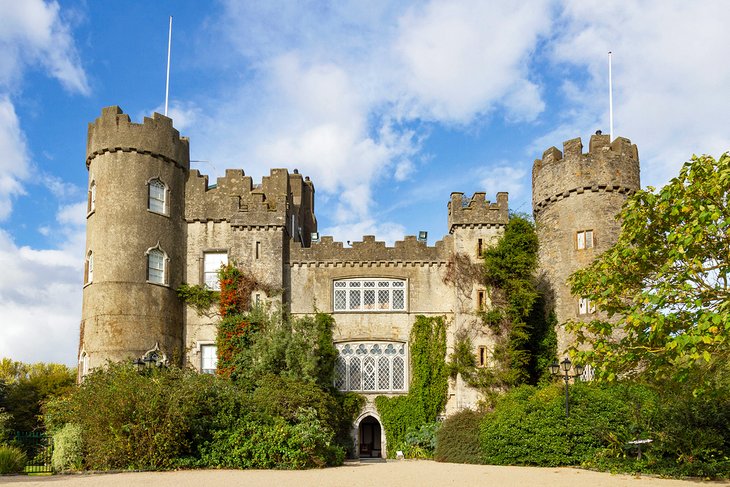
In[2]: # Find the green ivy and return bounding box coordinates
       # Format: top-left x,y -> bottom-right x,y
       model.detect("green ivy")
375,315 -> 448,457
176,283 -> 219,316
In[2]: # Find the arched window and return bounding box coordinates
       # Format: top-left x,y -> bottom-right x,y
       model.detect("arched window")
79,351 -> 89,378
334,341 -> 408,392
87,180 -> 96,213
85,251 -> 93,284
333,278 -> 407,312
146,246 -> 167,285
148,178 -> 167,214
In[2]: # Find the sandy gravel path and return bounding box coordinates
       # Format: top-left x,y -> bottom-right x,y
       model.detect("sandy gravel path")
2,461 -> 727,487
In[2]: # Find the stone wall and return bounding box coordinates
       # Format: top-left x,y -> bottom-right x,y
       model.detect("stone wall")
81,107 -> 189,373
532,134 -> 640,353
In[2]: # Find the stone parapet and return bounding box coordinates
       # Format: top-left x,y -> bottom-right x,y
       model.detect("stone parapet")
532,135 -> 640,216
447,192 -> 508,233
86,106 -> 190,170
290,235 -> 453,265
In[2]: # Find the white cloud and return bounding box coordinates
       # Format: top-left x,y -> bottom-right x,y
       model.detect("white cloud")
186,0 -> 552,242
0,201 -> 85,366
543,0 -> 730,188
479,165 -> 528,206
393,0 -> 549,123
0,97 -> 29,220
0,0 -> 89,94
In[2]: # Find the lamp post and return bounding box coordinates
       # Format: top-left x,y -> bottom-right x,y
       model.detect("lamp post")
550,358 -> 584,418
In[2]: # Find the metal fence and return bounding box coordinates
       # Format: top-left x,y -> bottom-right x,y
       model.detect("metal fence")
14,431 -> 53,473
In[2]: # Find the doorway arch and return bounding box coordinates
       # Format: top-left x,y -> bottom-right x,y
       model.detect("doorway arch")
355,413 -> 385,459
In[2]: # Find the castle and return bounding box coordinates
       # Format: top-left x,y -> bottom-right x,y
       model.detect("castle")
79,106 -> 640,458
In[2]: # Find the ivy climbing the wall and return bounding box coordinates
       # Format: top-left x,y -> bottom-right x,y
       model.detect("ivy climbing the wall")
449,215 -> 556,394
375,315 -> 448,457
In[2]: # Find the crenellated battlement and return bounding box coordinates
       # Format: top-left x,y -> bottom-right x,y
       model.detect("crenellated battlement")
532,134 -> 640,215
86,106 -> 189,170
290,234 -> 453,265
447,192 -> 508,233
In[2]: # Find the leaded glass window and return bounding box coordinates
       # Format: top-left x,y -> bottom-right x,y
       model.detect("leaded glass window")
147,248 -> 166,285
332,279 -> 407,312
334,341 -> 408,392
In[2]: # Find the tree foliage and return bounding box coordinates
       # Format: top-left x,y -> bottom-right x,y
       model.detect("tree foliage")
477,215 -> 556,387
568,153 -> 730,387
0,358 -> 75,432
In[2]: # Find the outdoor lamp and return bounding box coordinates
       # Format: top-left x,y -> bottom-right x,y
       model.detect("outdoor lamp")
133,358 -> 145,372
560,357 -> 572,373
549,360 -> 560,375
575,363 -> 585,377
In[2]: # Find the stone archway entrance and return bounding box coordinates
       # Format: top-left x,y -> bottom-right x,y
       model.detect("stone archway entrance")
358,416 -> 382,458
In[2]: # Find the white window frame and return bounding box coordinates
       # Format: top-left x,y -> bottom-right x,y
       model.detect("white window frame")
148,178 -> 167,214
85,251 -> 94,284
578,297 -> 596,315
200,343 -> 218,375
146,246 -> 168,285
88,180 -> 96,214
333,278 -> 407,312
334,341 -> 408,393
203,251 -> 228,290
576,229 -> 594,250
79,350 -> 89,377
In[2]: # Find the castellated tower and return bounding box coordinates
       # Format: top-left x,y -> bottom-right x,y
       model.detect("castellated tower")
532,134 -> 640,354
80,107 -> 189,375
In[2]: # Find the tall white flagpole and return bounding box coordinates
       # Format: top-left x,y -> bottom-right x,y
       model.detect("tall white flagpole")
165,16 -> 172,117
608,51 -> 613,141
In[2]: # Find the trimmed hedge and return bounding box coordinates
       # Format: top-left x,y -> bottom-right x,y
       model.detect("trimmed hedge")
434,409 -> 484,464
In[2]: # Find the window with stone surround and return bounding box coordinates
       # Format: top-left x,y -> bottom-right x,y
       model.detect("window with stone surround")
578,297 -> 596,315
576,229 -> 594,250
87,180 -> 96,214
334,341 -> 407,392
203,252 -> 228,290
477,346 -> 488,367
148,178 -> 167,214
200,344 -> 218,374
85,250 -> 93,284
333,278 -> 407,312
146,246 -> 168,285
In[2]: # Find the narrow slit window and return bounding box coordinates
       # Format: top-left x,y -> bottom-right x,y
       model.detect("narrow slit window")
255,241 -> 261,260
477,238 -> 483,257
478,346 -> 488,367
477,290 -> 485,311
88,181 -> 96,213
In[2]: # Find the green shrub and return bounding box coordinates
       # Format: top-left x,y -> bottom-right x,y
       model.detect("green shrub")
0,445 -> 26,474
479,382 -> 655,466
52,423 -> 83,472
200,408 -> 344,469
404,421 -> 441,459
252,375 -> 362,456
44,363 -> 246,470
434,409 -> 484,464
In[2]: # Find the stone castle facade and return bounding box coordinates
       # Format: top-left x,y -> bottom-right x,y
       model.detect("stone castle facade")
79,106 -> 640,458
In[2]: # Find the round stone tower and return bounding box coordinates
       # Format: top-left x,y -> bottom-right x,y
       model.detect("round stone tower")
532,133 -> 640,354
79,106 -> 189,375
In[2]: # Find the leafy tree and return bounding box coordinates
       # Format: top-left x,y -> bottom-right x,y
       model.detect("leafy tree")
568,153 -> 729,388
0,359 -> 75,432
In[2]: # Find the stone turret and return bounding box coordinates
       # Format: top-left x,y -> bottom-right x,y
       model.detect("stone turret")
80,106 -> 189,377
532,134 -> 640,353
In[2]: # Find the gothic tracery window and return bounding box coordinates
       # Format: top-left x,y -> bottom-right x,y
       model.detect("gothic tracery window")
334,341 -> 408,392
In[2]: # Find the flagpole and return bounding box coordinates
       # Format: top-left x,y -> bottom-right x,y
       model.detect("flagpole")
165,16 -> 172,117
608,51 -> 613,141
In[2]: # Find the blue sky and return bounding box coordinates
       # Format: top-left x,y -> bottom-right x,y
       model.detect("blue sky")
1,0 -> 729,366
